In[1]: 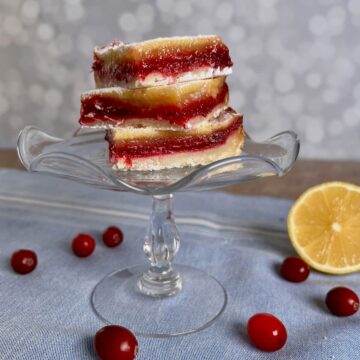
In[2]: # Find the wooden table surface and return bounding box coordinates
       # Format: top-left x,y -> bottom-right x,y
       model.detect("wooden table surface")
1,149 -> 359,200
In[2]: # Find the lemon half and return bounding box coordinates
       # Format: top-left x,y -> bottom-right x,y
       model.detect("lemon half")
288,182 -> 360,274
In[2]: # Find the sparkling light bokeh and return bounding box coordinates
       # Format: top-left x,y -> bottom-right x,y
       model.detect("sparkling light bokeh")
0,0 -> 359,158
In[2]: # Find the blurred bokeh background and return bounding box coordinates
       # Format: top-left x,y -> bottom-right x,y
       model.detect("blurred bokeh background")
0,0 -> 359,158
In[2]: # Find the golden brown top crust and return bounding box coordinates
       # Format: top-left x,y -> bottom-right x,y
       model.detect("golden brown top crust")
94,35 -> 227,61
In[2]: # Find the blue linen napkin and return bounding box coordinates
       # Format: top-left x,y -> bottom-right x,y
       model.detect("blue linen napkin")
0,169 -> 359,360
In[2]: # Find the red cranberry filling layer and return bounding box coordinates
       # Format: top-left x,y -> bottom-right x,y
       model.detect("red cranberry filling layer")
106,115 -> 242,166
93,44 -> 232,85
80,84 -> 228,128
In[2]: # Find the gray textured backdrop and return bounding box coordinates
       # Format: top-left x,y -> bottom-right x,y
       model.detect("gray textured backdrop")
0,0 -> 359,158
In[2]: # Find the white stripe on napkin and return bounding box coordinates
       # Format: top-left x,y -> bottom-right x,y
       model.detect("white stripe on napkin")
0,193 -> 287,238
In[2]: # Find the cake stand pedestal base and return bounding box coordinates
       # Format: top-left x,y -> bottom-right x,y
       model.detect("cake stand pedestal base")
91,264 -> 227,337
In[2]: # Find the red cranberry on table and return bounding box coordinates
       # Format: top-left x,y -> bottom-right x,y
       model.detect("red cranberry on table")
247,313 -> 287,352
325,287 -> 359,317
72,234 -> 96,257
94,325 -> 138,360
280,256 -> 310,282
11,249 -> 38,274
102,226 -> 124,248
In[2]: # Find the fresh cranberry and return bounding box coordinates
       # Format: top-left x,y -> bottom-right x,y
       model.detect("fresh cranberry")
72,234 -> 95,257
247,313 -> 287,352
325,287 -> 359,317
11,249 -> 38,274
280,256 -> 310,282
102,226 -> 123,248
94,325 -> 138,360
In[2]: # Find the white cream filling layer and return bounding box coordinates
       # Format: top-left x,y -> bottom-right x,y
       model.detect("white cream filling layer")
95,67 -> 232,89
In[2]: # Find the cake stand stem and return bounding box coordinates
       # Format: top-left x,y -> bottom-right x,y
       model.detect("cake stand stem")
91,192 -> 227,335
138,194 -> 182,297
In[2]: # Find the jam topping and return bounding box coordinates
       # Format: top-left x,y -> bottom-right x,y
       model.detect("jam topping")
80,84 -> 228,127
93,43 -> 232,86
107,115 -> 242,163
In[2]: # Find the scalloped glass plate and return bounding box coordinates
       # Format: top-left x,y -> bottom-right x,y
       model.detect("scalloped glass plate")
17,126 -> 299,195
16,125 -> 299,337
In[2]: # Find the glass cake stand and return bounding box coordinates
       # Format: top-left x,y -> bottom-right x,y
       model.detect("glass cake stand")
17,126 -> 299,337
